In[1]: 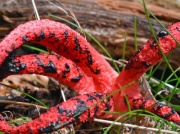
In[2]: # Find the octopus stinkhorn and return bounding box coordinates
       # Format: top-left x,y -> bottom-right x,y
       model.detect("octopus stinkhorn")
0,19 -> 179,134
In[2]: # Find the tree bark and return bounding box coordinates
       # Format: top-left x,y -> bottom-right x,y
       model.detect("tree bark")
0,0 -> 180,67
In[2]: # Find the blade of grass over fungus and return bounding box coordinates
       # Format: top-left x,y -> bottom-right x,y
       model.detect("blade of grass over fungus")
148,40 -> 171,80
23,44 -> 48,53
49,14 -> 120,73
124,94 -> 131,118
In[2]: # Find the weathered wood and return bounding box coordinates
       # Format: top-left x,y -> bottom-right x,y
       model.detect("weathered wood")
0,0 -> 179,67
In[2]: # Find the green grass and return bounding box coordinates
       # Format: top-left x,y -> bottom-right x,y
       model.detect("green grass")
23,44 -> 48,53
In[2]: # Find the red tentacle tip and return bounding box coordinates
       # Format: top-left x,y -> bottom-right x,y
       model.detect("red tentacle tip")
128,96 -> 180,124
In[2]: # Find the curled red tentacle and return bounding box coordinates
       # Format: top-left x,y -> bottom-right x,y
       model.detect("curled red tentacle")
117,23 -> 180,83
1,54 -> 96,95
115,23 -> 180,88
0,19 -> 118,93
0,92 -> 113,134
129,95 -> 180,124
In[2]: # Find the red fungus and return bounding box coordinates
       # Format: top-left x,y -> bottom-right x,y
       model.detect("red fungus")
0,19 -> 179,133
1,54 -> 96,95
0,19 -> 118,93
0,92 -> 113,134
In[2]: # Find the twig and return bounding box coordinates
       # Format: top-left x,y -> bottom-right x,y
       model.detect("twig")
31,0 -> 40,20
0,100 -> 47,110
94,118 -> 179,134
